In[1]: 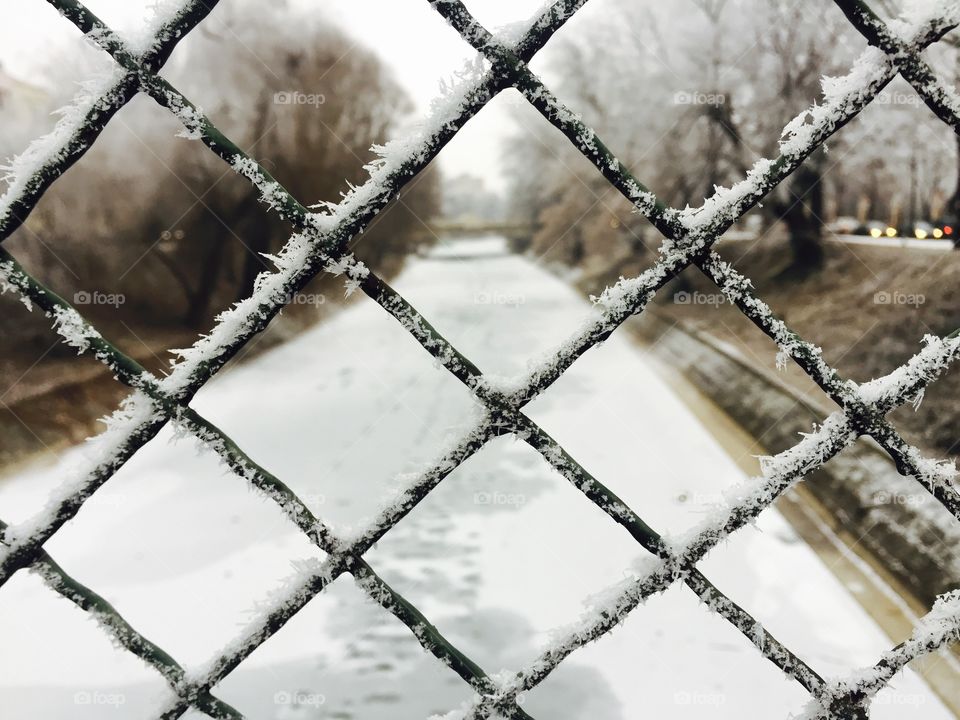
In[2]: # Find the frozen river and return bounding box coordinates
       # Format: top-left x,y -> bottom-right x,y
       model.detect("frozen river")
0,236 -> 949,719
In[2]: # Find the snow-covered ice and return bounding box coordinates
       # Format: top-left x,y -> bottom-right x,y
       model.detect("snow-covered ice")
0,236 -> 951,719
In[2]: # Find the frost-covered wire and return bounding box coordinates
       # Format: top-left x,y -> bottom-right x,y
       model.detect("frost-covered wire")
434,0 -> 960,530
0,0 -> 218,243
11,516 -> 245,720
834,0 -> 960,133
803,590 -> 960,719
0,251 -> 523,719
0,0 -> 583,591
2,0 -> 960,718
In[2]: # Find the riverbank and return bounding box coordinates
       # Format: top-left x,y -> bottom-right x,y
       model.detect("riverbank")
0,278 -> 366,474
602,230 -> 960,459
632,313 -> 960,715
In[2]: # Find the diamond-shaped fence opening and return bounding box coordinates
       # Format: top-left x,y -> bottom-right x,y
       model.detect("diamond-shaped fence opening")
2,0 -> 960,718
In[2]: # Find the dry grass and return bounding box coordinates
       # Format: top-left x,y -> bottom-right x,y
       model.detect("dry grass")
585,230 -> 960,458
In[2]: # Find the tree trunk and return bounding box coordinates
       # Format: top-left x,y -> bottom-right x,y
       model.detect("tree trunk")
185,225 -> 227,329
777,151 -> 825,275
950,132 -> 960,249
236,212 -> 271,303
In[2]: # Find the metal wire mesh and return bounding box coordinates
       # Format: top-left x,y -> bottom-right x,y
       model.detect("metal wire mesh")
1,0 -> 960,718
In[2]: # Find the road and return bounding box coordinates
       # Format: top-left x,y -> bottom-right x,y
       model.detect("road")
0,236 -> 950,719
828,234 -> 953,250
722,229 -> 954,250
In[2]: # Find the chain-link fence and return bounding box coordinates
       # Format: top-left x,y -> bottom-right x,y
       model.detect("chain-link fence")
2,0 -> 960,718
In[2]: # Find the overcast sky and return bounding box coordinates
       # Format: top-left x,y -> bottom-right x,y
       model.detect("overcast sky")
1,0 -> 563,193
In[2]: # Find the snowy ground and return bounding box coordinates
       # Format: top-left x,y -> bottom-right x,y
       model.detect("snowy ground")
0,236 -> 949,719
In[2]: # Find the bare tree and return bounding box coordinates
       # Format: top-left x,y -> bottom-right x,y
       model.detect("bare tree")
1,1 -> 438,349
746,1 -> 851,273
